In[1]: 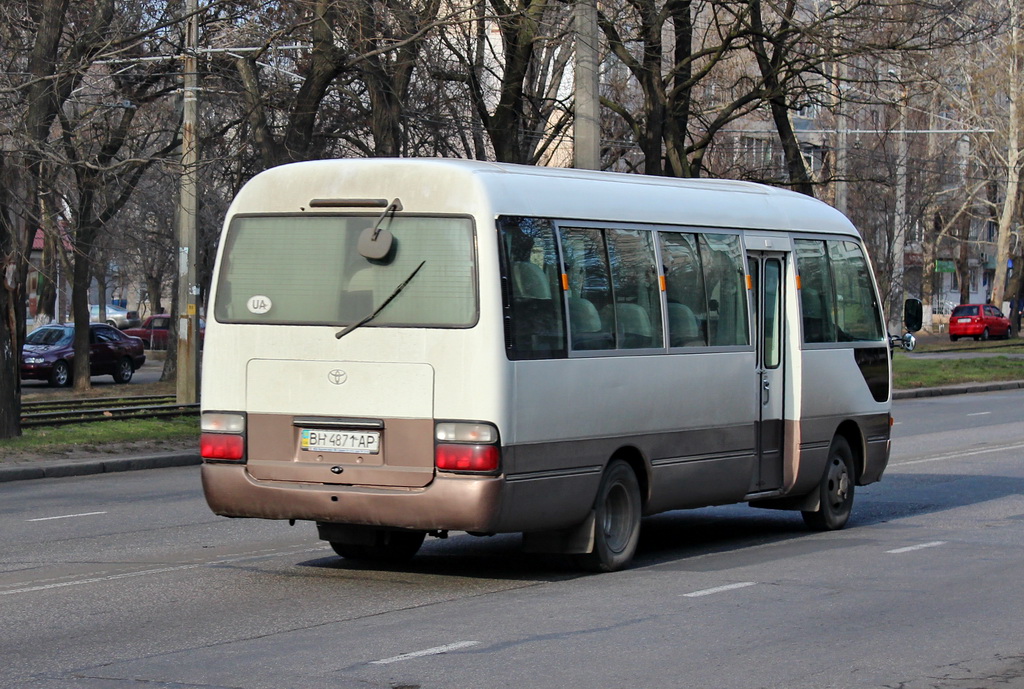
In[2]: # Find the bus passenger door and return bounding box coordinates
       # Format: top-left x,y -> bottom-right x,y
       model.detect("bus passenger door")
748,253 -> 785,493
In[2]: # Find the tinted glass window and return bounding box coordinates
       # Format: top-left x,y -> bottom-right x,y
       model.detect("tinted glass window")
605,229 -> 662,349
951,305 -> 977,317
216,215 -> 477,327
700,233 -> 749,346
763,258 -> 783,367
828,240 -> 884,341
795,239 -> 837,343
660,232 -> 708,347
498,217 -> 566,359
796,238 -> 883,343
26,328 -> 72,346
561,228 -> 616,350
561,227 -> 663,350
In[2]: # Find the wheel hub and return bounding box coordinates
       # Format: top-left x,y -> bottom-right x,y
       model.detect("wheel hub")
826,460 -> 850,507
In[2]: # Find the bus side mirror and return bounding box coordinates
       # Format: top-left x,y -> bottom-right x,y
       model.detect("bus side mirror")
903,298 -> 922,333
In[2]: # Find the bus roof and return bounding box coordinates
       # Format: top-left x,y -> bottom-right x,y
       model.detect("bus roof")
230,158 -> 859,236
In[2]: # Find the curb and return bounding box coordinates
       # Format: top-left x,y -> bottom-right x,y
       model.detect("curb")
0,451 -> 200,484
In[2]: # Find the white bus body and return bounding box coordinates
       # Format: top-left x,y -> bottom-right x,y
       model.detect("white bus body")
200,158 -> 893,571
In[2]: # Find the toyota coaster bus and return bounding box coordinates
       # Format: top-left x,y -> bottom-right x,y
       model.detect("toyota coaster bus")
200,158 -> 917,572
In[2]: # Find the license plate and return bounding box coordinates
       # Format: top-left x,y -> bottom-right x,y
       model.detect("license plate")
957,318 -> 971,323
301,429 -> 380,454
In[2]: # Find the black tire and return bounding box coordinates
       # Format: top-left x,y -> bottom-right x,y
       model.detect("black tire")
949,335 -> 958,342
981,328 -> 990,341
48,360 -> 70,387
112,357 -> 134,384
330,529 -> 425,563
802,436 -> 855,531
573,459 -> 642,573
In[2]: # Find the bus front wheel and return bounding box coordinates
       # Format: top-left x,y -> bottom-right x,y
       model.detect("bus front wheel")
574,459 -> 641,573
802,436 -> 855,531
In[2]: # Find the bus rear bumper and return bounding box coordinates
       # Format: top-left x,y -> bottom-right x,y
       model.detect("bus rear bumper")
200,462 -> 505,533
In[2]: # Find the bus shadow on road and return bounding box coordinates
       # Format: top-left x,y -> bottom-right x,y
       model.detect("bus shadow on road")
297,532 -> 584,582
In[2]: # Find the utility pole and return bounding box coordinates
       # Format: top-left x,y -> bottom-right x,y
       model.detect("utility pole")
892,99 -> 908,330
574,0 -> 600,170
176,0 -> 199,403
829,4 -> 847,216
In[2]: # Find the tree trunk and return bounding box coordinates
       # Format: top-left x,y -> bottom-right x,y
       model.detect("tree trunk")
991,4 -> 1022,307
145,275 -> 164,315
71,249 -> 94,391
0,154 -> 29,439
750,0 -> 814,197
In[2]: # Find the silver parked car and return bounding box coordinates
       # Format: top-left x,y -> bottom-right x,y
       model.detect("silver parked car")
90,304 -> 141,329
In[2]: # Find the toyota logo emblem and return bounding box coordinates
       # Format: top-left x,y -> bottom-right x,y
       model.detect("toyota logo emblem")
328,369 -> 348,385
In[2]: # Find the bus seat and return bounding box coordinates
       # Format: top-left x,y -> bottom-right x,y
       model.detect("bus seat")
512,262 -> 550,300
801,287 -> 827,342
667,302 -> 701,346
569,297 -> 601,332
569,297 -> 611,349
613,303 -> 653,348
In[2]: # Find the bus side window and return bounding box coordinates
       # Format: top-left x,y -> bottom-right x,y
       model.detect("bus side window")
700,233 -> 749,346
561,228 -> 616,351
659,232 -> 709,347
795,239 -> 838,343
498,217 -> 567,359
605,229 -> 663,349
828,240 -> 884,341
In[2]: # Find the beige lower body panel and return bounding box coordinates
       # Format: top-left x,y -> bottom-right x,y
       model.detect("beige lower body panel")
202,463 -> 505,533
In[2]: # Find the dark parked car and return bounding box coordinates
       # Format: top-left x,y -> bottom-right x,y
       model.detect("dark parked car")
123,314 -> 205,349
948,304 -> 1012,341
22,323 -> 146,386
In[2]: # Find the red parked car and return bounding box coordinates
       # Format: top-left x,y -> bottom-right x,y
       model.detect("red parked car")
948,304 -> 1012,341
123,314 -> 205,349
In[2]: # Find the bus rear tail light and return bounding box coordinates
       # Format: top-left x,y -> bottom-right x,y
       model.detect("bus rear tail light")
201,412 -> 246,462
435,422 -> 500,473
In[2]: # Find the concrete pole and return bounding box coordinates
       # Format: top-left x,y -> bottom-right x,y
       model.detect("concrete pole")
829,5 -> 847,216
176,0 -> 199,404
574,0 -> 600,170
891,88 -> 908,331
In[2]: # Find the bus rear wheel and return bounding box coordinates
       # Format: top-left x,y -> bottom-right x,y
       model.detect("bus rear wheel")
802,436 -> 855,531
574,459 -> 641,573
329,528 -> 425,563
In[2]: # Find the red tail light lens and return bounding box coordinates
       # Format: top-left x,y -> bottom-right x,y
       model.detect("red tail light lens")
435,444 -> 500,472
201,433 -> 245,461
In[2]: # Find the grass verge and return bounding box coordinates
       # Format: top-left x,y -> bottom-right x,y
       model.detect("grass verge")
0,416 -> 198,461
892,354 -> 1024,389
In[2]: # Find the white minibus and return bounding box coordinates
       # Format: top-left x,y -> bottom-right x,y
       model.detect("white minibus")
200,158 -> 917,572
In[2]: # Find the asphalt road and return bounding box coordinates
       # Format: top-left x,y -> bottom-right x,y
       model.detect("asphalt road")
2,390 -> 1023,689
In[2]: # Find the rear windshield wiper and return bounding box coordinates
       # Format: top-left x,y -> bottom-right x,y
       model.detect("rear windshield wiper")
336,261 -> 426,340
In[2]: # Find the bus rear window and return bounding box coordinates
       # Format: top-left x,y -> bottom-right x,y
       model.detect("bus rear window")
214,215 -> 477,327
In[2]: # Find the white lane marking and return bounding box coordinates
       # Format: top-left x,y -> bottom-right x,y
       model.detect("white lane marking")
967,411 -> 991,417
26,511 -> 108,522
683,581 -> 756,598
371,641 -> 480,665
0,547 -> 319,596
887,541 -> 947,554
892,442 -> 1024,467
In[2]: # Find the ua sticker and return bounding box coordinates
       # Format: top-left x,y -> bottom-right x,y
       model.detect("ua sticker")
247,295 -> 272,314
